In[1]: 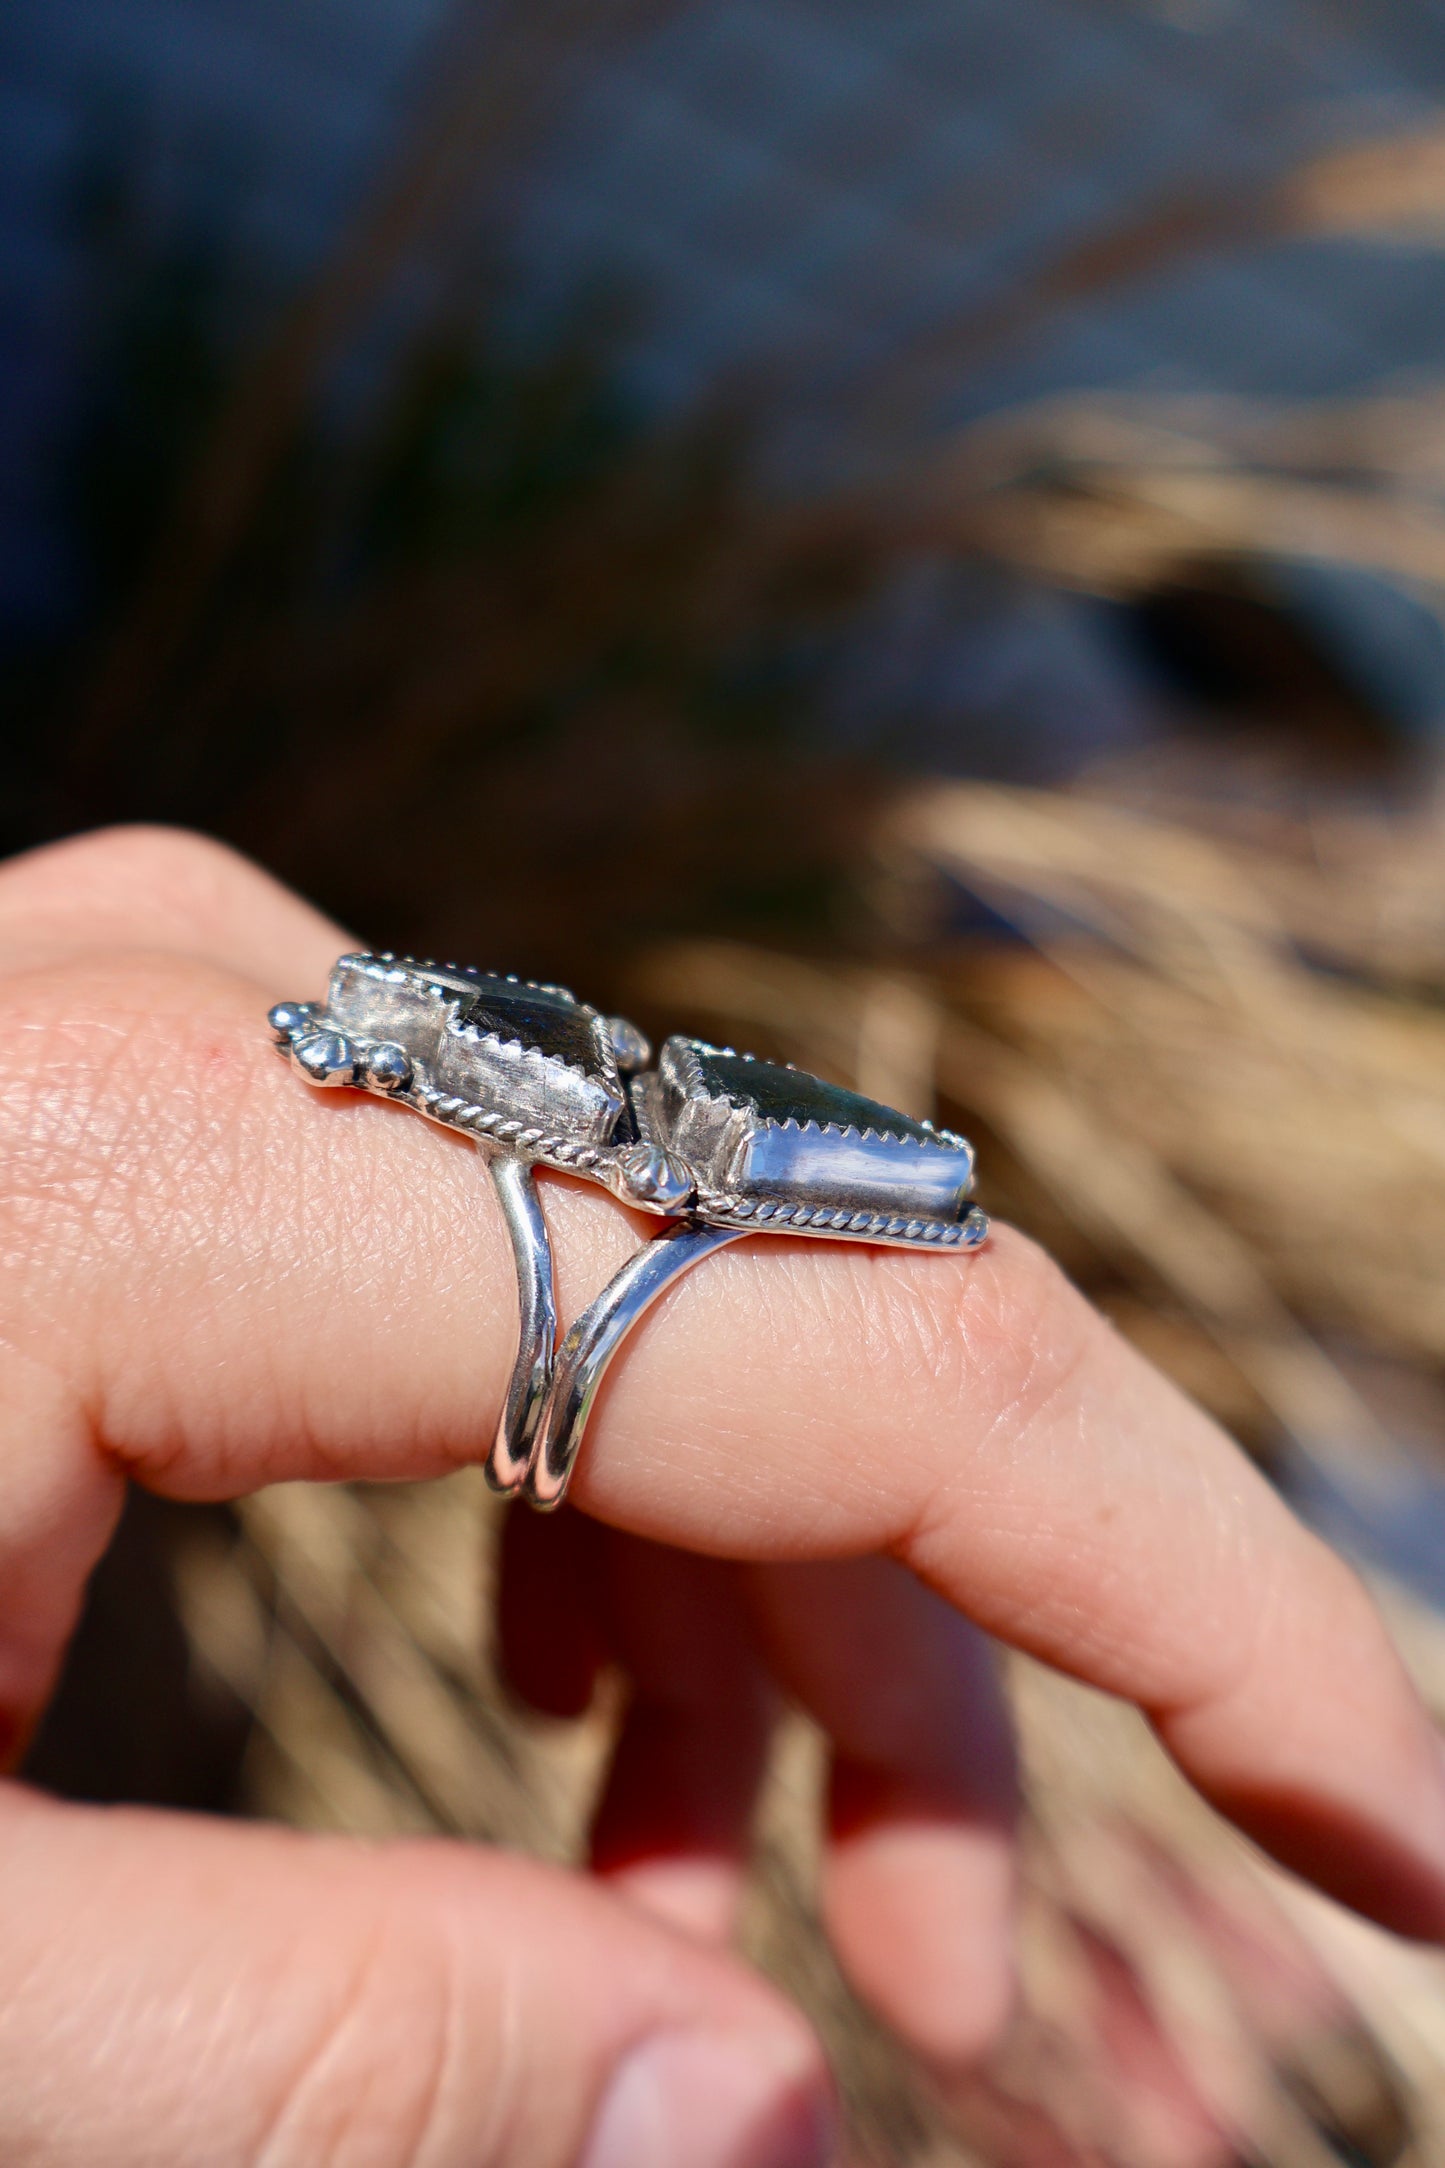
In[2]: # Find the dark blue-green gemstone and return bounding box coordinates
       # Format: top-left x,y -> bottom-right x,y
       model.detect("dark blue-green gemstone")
437,969 -> 601,1075
696,1049 -> 940,1144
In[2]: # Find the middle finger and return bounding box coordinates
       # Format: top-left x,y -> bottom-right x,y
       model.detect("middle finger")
5,941 -> 1444,1939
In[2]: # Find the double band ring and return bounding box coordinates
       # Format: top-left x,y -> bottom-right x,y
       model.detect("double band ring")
270,953 -> 988,1508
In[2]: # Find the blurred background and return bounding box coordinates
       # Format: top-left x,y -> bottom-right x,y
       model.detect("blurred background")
9,1 -> 1445,2159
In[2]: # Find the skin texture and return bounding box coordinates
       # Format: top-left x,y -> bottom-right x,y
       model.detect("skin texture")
0,823 -> 1443,2165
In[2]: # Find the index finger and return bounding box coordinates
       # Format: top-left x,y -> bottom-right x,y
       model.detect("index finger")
3,829 -> 1443,1940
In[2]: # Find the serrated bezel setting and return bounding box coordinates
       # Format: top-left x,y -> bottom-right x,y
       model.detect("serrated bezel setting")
272,953 -> 662,1193
633,1037 -> 988,1250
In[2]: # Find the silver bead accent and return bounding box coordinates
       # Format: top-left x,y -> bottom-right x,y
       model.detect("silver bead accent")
359,1040 -> 412,1093
607,1016 -> 652,1075
267,1001 -> 311,1042
612,1141 -> 696,1213
291,1031 -> 356,1086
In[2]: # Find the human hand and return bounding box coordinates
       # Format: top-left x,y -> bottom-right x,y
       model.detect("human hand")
3,825 -> 1443,2167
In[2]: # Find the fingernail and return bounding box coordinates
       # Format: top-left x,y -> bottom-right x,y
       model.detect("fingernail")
581,2028 -> 835,2168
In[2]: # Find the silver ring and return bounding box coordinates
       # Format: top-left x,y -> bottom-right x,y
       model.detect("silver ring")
268,953 -> 682,1492
269,959 -> 987,1511
527,1035 -> 988,1506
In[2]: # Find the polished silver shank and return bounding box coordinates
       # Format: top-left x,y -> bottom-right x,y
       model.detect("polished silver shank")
483,1151 -> 557,1493
527,1223 -> 749,1509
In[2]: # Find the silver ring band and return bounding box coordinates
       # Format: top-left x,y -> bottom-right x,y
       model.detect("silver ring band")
481,1150 -> 558,1493
527,1222 -> 748,1507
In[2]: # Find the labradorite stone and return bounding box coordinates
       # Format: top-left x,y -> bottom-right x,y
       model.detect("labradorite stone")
696,1049 -> 940,1143
430,968 -> 602,1075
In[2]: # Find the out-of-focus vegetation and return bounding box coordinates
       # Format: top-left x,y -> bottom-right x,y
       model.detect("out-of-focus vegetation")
31,768 -> 1445,2166
13,137 -> 884,975
16,8 -> 1445,2160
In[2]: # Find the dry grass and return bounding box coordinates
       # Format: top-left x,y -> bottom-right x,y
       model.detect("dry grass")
622,770 -> 1445,2162
149,770 -> 1445,2166
39,34 -> 1445,2153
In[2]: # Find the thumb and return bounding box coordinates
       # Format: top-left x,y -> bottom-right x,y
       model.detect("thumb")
0,1783 -> 833,2168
